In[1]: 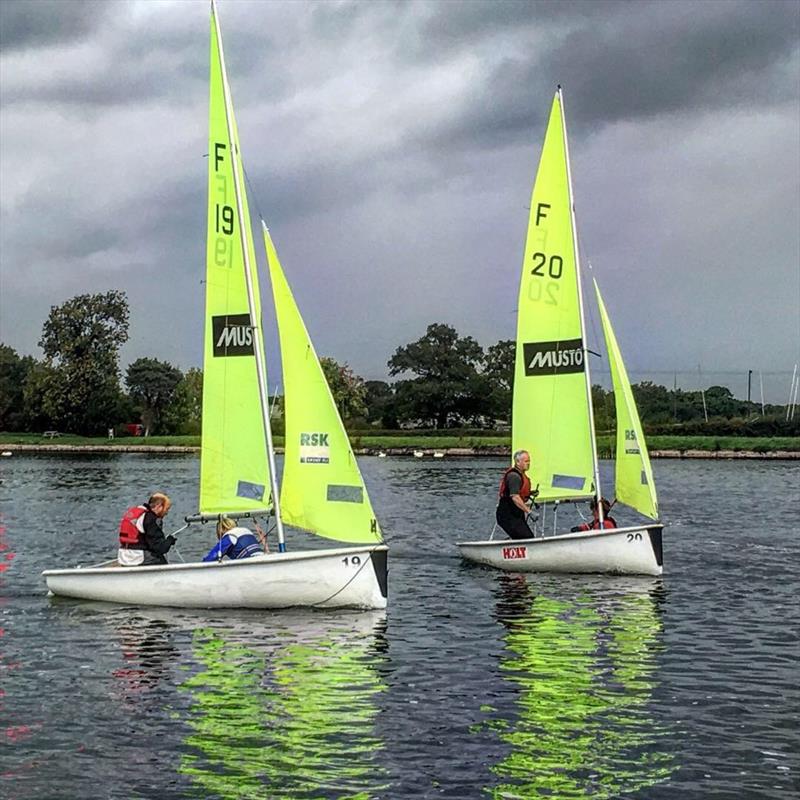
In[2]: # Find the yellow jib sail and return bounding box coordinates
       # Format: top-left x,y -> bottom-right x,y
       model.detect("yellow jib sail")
513,92 -> 595,501
594,280 -> 659,519
263,225 -> 382,544
199,9 -> 271,515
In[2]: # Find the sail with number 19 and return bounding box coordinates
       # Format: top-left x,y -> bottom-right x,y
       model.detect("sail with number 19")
43,0 -> 388,608
457,88 -> 663,576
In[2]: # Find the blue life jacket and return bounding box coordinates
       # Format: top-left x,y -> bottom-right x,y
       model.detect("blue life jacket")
203,530 -> 263,562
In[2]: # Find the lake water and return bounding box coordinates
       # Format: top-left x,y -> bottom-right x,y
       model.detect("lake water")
1,454 -> 798,799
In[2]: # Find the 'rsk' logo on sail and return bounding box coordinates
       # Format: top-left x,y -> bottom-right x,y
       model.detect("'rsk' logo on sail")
212,314 -> 255,357
523,338 -> 584,376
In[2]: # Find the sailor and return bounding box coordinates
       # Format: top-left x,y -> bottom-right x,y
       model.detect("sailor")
570,497 -> 617,532
202,516 -> 268,562
496,450 -> 537,540
118,492 -> 177,566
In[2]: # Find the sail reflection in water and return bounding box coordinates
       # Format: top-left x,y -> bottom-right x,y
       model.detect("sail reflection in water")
179,612 -> 388,798
483,577 -> 675,798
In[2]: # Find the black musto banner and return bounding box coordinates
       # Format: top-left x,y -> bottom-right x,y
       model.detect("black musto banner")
522,338 -> 584,376
212,314 -> 255,357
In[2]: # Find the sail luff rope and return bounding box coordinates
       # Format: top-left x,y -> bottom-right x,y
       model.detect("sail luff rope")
558,86 -> 604,525
212,0 -> 286,550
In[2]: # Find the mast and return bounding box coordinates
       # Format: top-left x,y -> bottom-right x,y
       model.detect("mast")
211,0 -> 286,550
558,86 -> 604,523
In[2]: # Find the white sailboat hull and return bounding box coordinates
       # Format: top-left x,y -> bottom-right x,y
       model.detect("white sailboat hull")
457,524 -> 663,576
43,545 -> 388,610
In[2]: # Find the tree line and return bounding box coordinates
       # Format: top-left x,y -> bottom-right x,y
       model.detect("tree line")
1,292 -> 797,436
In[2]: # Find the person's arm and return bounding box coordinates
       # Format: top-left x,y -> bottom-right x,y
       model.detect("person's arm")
509,493 -> 529,514
143,512 -> 175,555
202,541 -> 222,562
203,534 -> 233,562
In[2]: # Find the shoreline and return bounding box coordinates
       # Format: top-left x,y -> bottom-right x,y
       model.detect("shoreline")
1,443 -> 798,459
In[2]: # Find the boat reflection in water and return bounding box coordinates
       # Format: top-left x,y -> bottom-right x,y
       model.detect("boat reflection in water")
178,610 -> 389,798
483,575 -> 675,799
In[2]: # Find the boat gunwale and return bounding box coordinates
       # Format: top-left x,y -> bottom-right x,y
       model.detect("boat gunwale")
42,543 -> 388,577
456,522 -> 663,548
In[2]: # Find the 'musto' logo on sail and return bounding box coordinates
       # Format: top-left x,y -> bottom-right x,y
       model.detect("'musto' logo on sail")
212,314 -> 254,357
523,338 -> 584,376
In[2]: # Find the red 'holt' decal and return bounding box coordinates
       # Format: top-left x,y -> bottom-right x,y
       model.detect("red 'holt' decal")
502,546 -> 527,560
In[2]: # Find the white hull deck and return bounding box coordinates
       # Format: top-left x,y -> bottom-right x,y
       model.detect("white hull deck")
457,524 -> 663,576
43,545 -> 388,609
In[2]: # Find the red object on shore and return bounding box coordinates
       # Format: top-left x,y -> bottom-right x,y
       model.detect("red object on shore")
124,424 -> 144,437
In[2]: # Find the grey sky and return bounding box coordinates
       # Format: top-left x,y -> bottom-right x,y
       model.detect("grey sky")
1,0 -> 798,401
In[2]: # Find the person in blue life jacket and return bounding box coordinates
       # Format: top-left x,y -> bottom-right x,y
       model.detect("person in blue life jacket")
202,516 -> 268,562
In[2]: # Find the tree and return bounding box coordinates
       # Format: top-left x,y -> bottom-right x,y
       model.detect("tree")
388,323 -> 491,428
320,357 -> 368,422
0,345 -> 36,431
161,367 -> 203,435
37,291 -> 130,434
364,380 -> 399,428
591,384 -> 614,433
484,339 -> 515,422
126,358 -> 184,435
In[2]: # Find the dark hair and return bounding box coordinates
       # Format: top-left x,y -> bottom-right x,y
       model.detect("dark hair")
591,497 -> 611,513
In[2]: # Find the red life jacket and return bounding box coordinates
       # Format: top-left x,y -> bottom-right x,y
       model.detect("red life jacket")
119,505 -> 147,547
578,516 -> 617,531
498,467 -> 532,502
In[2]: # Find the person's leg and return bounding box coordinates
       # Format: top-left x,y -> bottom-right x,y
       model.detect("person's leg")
141,551 -> 167,566
496,510 -> 533,540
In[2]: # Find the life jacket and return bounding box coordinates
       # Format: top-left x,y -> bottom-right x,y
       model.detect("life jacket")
498,467 -> 532,502
119,505 -> 148,547
579,516 -> 617,531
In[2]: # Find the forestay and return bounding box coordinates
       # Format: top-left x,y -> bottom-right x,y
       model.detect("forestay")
594,281 -> 659,519
199,9 -> 271,516
263,225 -> 382,545
513,92 -> 595,502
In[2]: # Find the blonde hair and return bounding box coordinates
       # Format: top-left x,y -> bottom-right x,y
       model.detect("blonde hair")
216,516 -> 236,537
148,492 -> 171,510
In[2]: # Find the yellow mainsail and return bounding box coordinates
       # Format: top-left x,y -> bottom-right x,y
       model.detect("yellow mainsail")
199,6 -> 271,515
263,224 -> 382,544
513,91 -> 596,501
594,281 -> 659,519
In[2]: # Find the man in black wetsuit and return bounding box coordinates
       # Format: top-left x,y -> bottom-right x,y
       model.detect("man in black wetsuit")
496,450 -> 537,540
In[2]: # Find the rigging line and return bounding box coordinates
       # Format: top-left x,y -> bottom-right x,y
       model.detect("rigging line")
311,545 -> 383,608
241,163 -> 266,225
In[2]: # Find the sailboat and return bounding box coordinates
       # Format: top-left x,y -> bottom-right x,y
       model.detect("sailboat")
457,88 -> 663,576
42,0 -> 388,609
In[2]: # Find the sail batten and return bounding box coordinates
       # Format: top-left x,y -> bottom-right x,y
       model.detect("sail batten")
264,224 -> 382,545
512,91 -> 596,502
594,280 -> 659,519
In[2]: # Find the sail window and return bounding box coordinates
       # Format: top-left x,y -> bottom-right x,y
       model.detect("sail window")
237,480 -> 265,501
552,474 -> 586,491
326,485 -> 364,504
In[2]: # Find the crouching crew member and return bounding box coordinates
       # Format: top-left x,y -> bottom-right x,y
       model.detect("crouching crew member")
570,497 -> 617,532
202,516 -> 268,562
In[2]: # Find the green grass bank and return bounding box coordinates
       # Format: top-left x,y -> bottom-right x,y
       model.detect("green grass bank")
1,432 -> 799,457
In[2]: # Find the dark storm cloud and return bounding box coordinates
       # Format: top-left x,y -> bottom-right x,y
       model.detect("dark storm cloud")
0,0 -> 797,395
0,0 -> 113,51
389,0 -> 799,150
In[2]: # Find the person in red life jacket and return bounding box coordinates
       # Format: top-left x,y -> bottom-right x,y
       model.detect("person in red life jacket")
118,492 -> 177,566
570,497 -> 617,532
496,449 -> 538,540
